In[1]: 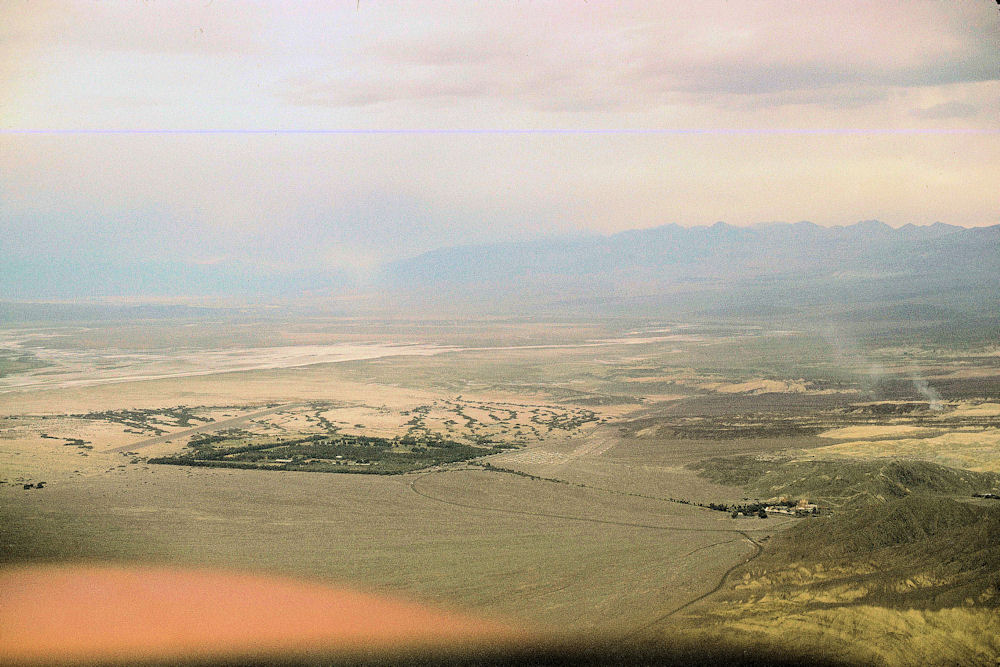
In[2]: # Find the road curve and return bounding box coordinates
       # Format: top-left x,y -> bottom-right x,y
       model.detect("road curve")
407,468 -> 767,636
104,403 -> 301,453
623,532 -> 762,638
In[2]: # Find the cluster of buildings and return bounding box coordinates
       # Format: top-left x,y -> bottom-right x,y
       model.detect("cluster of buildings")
764,499 -> 819,517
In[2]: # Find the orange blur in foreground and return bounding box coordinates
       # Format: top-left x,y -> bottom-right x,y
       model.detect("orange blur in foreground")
0,564 -> 526,663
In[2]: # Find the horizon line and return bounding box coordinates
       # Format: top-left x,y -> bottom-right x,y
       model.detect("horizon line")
2,127 -> 998,136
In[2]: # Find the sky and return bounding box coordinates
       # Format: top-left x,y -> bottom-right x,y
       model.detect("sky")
1,1 -> 998,283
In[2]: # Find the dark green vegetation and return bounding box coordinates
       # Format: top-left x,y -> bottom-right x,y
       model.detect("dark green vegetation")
150,433 -> 508,474
39,433 -> 92,450
401,398 -> 601,444
691,457 -> 1000,508
3,315 -> 1000,663
72,406 -> 218,436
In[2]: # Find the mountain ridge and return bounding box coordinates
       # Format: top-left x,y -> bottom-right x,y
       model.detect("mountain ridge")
382,220 -> 997,282
377,220 -> 1000,320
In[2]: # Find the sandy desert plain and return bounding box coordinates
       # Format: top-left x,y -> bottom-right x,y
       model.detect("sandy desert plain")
2,317 -> 1000,664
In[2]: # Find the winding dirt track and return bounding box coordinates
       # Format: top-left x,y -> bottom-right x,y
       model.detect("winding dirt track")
104,403 -> 301,453
624,533 -> 762,638
112,400 -> 766,634
407,469 -> 765,636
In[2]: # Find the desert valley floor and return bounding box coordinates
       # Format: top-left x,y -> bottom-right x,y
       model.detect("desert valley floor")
2,318 -> 999,664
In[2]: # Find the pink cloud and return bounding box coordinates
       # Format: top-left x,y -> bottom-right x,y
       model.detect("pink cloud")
275,2 -> 998,112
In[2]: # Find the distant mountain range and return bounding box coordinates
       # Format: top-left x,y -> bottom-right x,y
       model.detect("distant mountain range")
378,220 -> 1000,321
3,220 -> 998,326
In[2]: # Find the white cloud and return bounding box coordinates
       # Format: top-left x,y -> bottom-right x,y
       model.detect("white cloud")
274,2 -> 999,114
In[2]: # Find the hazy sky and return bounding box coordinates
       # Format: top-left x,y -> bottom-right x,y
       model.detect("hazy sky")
2,1 -> 998,275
